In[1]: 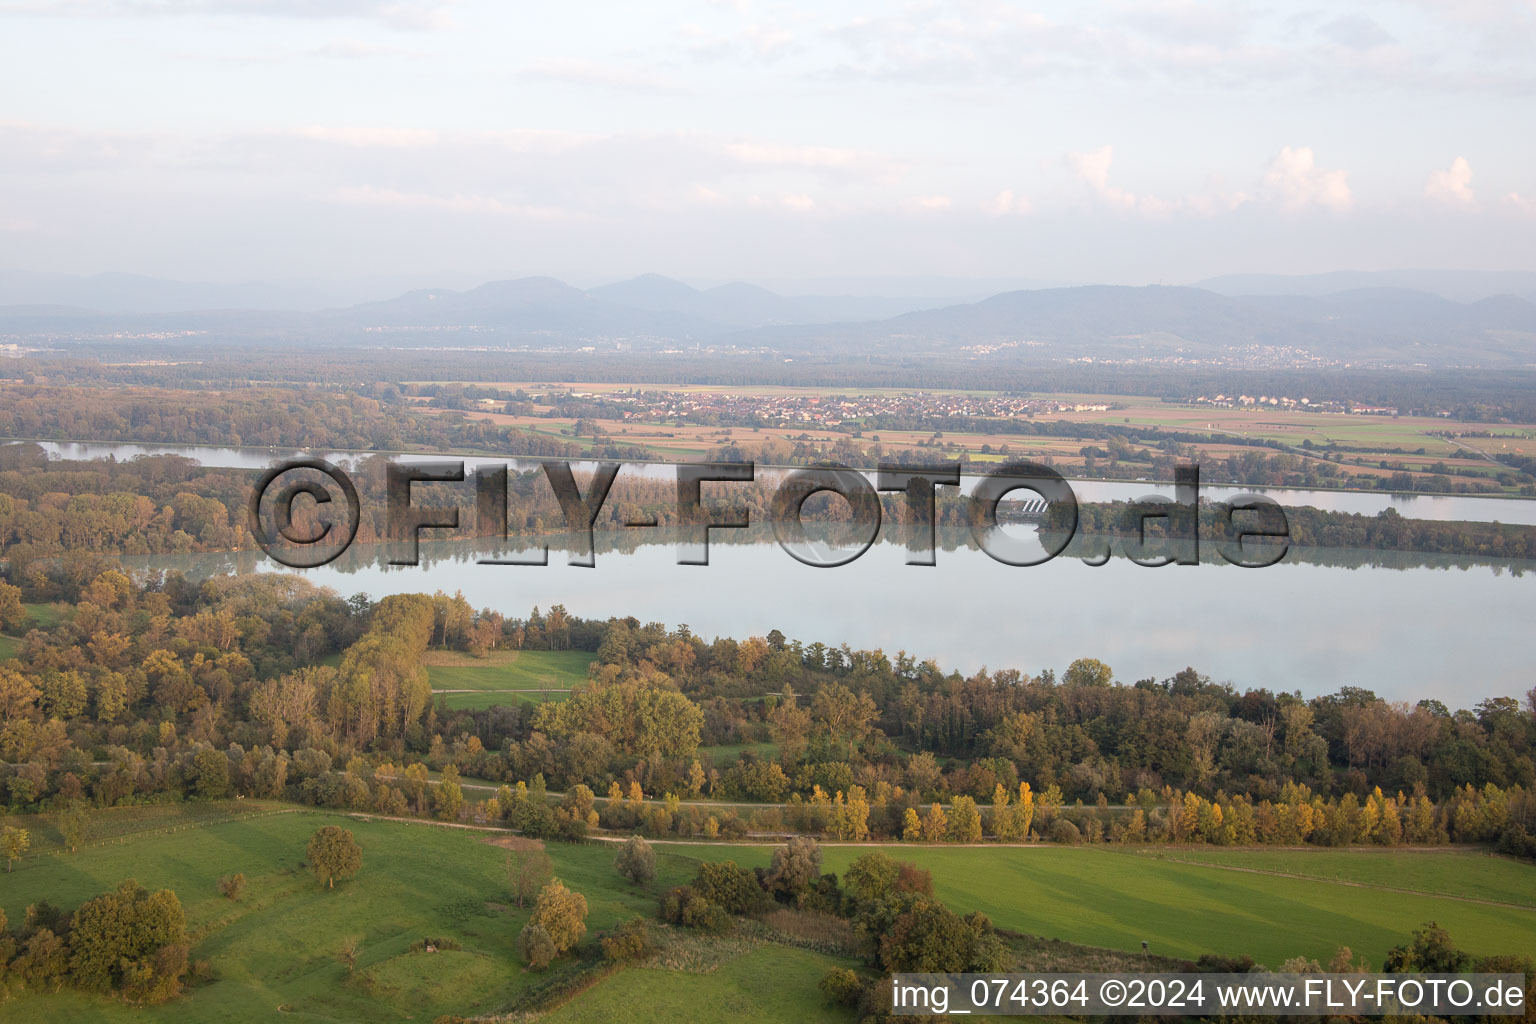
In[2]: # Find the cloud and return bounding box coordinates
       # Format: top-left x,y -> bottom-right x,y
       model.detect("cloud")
516,59 -> 683,94
780,193 -> 814,210
294,125 -> 437,148
1263,146 -> 1353,212
1318,14 -> 1394,50
1424,156 -> 1476,207
986,189 -> 1032,215
1503,192 -> 1536,215
1,0 -> 458,31
911,195 -> 951,210
1066,145 -> 1138,211
332,185 -> 565,218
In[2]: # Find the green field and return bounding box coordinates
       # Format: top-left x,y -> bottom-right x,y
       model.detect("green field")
543,944 -> 855,1023
0,634 -> 18,661
437,689 -> 573,711
21,601 -> 63,629
5,804 -> 1534,1021
700,740 -> 780,766
427,649 -> 594,692
1144,847 -> 1536,909
668,844 -> 1536,966
0,806 -> 725,1023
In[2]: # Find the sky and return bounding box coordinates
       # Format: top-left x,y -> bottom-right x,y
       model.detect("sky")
1,0 -> 1535,288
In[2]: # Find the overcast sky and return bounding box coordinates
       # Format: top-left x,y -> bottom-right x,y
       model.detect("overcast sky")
2,0 -> 1534,287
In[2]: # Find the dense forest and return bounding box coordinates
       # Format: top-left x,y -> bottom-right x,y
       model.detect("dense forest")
0,562 -> 1531,856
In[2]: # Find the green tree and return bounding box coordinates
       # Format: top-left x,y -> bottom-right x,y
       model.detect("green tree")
518,922 -> 556,970
947,795 -> 983,842
530,879 -> 588,954
306,826 -> 362,889
2,824 -> 29,871
58,800 -> 91,852
68,880 -> 189,1002
1384,922 -> 1471,973
189,747 -> 229,799
764,836 -> 822,902
843,851 -> 900,904
614,834 -> 656,886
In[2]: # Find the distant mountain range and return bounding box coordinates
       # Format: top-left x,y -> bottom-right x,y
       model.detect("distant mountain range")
4,270 -> 1536,368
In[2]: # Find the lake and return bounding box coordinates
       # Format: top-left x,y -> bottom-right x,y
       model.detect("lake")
25,439 -> 1536,525
124,525 -> 1535,708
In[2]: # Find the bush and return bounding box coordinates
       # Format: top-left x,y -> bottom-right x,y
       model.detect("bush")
614,835 -> 657,885
518,923 -> 556,970
692,860 -> 767,915
660,885 -> 732,933
819,967 -> 863,1007
217,873 -> 246,901
1049,819 -> 1082,845
600,917 -> 653,962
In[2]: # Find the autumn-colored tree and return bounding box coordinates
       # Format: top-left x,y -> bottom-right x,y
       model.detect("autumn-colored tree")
306,826 -> 362,889
0,580 -> 26,633
435,764 -> 465,821
919,803 -> 948,842
530,879 -> 589,954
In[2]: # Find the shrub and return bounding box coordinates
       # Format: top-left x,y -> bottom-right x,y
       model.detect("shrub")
692,860 -> 767,914
518,923 -> 556,970
217,873 -> 246,901
1049,818 -> 1082,845
819,967 -> 863,1007
600,917 -> 653,962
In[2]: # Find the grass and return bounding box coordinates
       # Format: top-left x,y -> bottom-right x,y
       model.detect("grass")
699,740 -> 780,766
436,689 -> 571,711
1138,846 -> 1536,908
425,649 -> 595,693
541,944 -> 857,1024
0,634 -> 18,661
6,803 -> 1533,1021
663,844 -> 1536,967
21,602 -> 63,629
0,804 -> 676,1024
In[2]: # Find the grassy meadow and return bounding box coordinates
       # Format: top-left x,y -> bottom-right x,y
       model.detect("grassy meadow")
665,843 -> 1536,966
2,802 -> 1532,1022
416,649 -> 595,710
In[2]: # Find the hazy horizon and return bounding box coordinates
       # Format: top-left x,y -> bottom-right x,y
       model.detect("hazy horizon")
3,1 -> 1535,284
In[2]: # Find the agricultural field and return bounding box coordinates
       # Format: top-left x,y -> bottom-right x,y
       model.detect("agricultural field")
668,843 -> 1536,966
3,802 -> 1534,1021
0,805 -> 700,1023
419,383 -> 1536,494
426,649 -> 595,710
